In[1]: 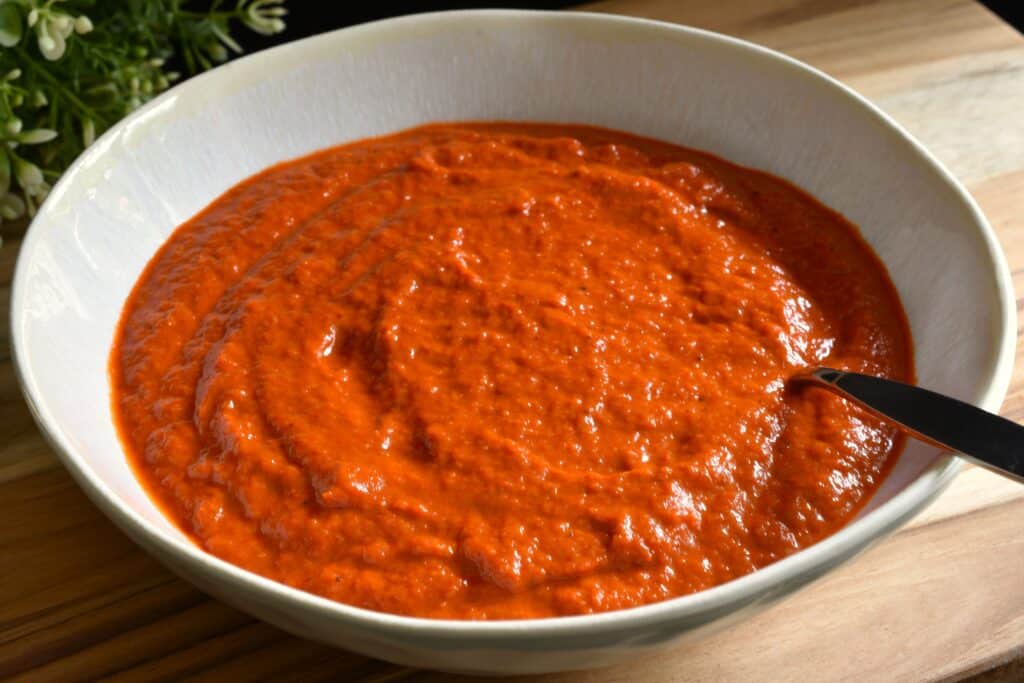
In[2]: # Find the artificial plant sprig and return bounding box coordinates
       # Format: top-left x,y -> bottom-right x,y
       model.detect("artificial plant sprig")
0,0 -> 287,230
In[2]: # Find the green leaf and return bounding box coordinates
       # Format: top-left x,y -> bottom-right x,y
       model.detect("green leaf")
0,151 -> 10,197
0,0 -> 289,231
0,3 -> 23,48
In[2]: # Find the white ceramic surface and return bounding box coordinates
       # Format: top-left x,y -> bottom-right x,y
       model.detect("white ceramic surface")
10,10 -> 1016,675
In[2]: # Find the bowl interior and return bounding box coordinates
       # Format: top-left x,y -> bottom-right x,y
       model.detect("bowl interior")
13,12 -> 1012,583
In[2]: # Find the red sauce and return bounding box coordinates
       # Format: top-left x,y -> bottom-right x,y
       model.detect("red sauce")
111,123 -> 912,620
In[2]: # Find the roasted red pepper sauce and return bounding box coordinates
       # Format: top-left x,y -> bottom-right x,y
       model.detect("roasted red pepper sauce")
112,123 -> 912,619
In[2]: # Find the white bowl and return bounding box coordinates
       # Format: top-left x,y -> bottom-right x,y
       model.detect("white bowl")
11,10 -> 1015,675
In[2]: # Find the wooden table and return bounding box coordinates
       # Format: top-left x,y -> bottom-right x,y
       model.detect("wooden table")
3,1 -> 1024,680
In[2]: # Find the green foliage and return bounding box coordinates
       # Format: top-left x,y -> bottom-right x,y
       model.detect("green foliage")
0,0 -> 287,225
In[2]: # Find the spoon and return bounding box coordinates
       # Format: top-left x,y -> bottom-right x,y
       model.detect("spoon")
797,367 -> 1024,484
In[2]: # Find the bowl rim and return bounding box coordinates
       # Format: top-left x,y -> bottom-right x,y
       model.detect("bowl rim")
10,8 -> 1016,638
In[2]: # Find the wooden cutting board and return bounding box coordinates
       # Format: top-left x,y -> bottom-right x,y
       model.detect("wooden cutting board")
2,0 -> 1024,680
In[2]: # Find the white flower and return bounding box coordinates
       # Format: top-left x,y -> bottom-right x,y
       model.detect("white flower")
74,15 -> 93,35
36,24 -> 65,60
51,14 -> 71,35
33,8 -> 76,60
37,33 -> 58,59
243,0 -> 287,36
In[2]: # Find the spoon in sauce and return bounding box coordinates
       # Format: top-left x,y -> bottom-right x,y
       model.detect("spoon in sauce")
798,368 -> 1024,484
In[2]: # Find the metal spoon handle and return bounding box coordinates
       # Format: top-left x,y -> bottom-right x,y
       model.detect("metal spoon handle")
801,368 -> 1024,484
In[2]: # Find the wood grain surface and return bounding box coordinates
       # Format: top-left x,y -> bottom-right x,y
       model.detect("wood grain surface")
3,0 -> 1024,680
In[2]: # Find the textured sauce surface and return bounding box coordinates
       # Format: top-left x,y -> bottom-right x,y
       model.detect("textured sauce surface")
112,123 -> 912,620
